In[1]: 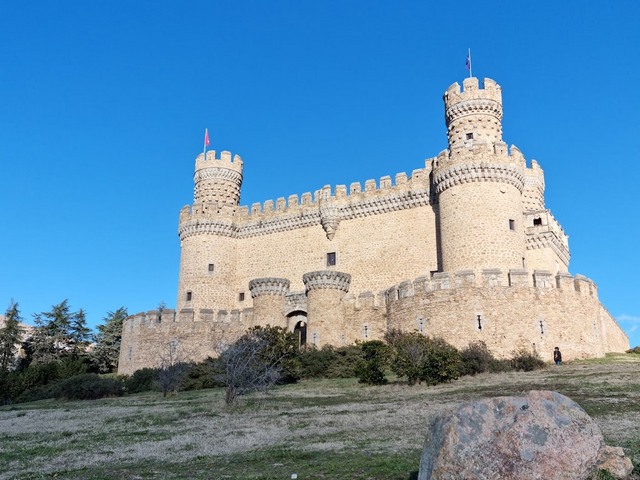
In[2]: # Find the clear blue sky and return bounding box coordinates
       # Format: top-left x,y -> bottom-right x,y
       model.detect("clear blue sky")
1,1 -> 639,347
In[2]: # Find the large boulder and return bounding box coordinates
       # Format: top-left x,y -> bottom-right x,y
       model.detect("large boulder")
418,390 -> 626,480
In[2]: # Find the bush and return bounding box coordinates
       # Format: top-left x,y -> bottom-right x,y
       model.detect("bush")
181,358 -> 221,391
124,368 -> 159,393
386,330 -> 461,386
299,345 -> 336,379
355,340 -> 388,385
420,337 -> 462,385
487,358 -> 513,373
386,331 -> 430,385
460,341 -> 495,376
299,345 -> 362,379
626,346 -> 640,354
0,371 -> 23,405
53,374 -> 125,400
326,345 -> 362,378
510,348 -> 546,372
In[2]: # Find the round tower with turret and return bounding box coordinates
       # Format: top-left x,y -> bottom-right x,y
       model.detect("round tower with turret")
433,78 -> 527,280
176,150 -> 243,313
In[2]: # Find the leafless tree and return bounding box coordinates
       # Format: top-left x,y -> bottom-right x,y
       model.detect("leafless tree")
155,338 -> 192,397
216,328 -> 294,405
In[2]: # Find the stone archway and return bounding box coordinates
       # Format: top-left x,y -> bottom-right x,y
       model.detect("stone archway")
289,311 -> 308,347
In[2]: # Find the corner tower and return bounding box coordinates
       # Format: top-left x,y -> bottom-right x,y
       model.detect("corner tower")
433,78 -> 527,278
176,150 -> 243,313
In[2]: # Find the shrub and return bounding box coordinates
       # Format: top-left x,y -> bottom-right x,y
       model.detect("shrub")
326,345 -> 362,378
460,341 -> 495,376
0,371 -> 23,405
487,358 -> 513,373
299,345 -> 336,379
156,361 -> 192,397
420,337 -> 462,385
355,340 -> 388,385
386,331 -> 430,385
626,346 -> 640,354
181,358 -> 221,391
386,330 -> 461,385
124,368 -> 159,393
510,348 -> 546,372
53,374 -> 125,400
299,345 -> 362,379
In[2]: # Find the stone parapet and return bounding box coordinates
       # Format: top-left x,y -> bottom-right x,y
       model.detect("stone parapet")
303,270 -> 351,293
433,162 -> 525,194
248,277 -> 290,298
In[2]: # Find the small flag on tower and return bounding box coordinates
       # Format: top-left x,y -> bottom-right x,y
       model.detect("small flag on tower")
203,128 -> 210,158
466,49 -> 472,77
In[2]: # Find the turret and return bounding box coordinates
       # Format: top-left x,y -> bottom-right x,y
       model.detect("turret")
434,78 -> 526,278
193,150 -> 243,214
444,77 -> 503,152
176,150 -> 243,313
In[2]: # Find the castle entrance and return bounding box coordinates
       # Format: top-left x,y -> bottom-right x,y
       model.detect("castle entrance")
289,311 -> 308,346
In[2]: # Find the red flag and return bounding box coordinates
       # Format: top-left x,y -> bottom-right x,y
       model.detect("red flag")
204,128 -> 210,147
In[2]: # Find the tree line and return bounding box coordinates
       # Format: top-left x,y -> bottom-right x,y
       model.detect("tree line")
0,300 -> 127,403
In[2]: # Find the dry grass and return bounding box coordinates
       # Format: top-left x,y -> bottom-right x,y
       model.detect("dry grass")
1,354 -> 639,479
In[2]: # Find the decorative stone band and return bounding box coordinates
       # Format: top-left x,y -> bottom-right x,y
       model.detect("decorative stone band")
178,219 -> 237,240
284,291 -> 308,315
194,166 -> 243,185
445,98 -> 503,126
433,162 -> 525,194
526,231 -> 570,266
303,270 -> 351,293
178,187 -> 431,240
248,278 -> 290,298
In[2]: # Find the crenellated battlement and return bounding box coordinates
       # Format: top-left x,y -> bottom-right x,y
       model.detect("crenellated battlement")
123,307 -> 255,330
444,77 -> 502,112
240,163 -> 432,216
195,150 -> 243,175
385,269 -> 598,305
178,162 -> 434,240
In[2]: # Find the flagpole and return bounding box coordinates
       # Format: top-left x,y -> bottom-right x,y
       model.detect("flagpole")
468,48 -> 472,78
203,128 -> 208,159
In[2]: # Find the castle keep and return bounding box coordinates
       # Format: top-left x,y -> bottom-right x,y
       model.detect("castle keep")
118,77 -> 629,375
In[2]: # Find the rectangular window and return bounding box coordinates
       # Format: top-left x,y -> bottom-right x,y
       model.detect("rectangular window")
466,132 -> 474,140
509,219 -> 515,231
186,291 -> 192,301
238,292 -> 245,301
326,252 -> 336,266
208,264 -> 215,272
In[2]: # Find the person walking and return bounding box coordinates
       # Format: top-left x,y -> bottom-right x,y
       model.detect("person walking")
553,347 -> 562,365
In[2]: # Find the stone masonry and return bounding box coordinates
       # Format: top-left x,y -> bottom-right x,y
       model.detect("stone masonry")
118,77 -> 629,375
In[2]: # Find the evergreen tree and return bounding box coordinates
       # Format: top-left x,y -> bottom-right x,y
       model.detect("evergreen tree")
30,300 -> 90,364
91,307 -> 127,373
0,301 -> 24,371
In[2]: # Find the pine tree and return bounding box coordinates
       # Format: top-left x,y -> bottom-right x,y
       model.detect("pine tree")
91,307 -> 127,373
0,301 -> 24,371
30,300 -> 89,364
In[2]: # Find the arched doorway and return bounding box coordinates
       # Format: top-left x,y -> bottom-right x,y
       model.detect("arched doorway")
288,310 -> 307,347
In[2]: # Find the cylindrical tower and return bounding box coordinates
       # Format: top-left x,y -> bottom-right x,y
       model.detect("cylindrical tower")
176,150 -> 243,313
249,278 -> 290,329
433,78 -> 526,278
303,270 -> 351,347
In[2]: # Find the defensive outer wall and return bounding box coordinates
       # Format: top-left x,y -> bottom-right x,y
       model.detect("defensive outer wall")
118,77 -> 629,375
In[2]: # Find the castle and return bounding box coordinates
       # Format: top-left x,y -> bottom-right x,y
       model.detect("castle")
118,77 -> 629,375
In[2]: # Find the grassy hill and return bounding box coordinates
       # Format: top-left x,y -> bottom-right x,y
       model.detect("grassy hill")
1,354 -> 639,479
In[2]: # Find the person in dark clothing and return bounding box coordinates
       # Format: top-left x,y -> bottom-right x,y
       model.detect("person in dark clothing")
553,347 -> 562,365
